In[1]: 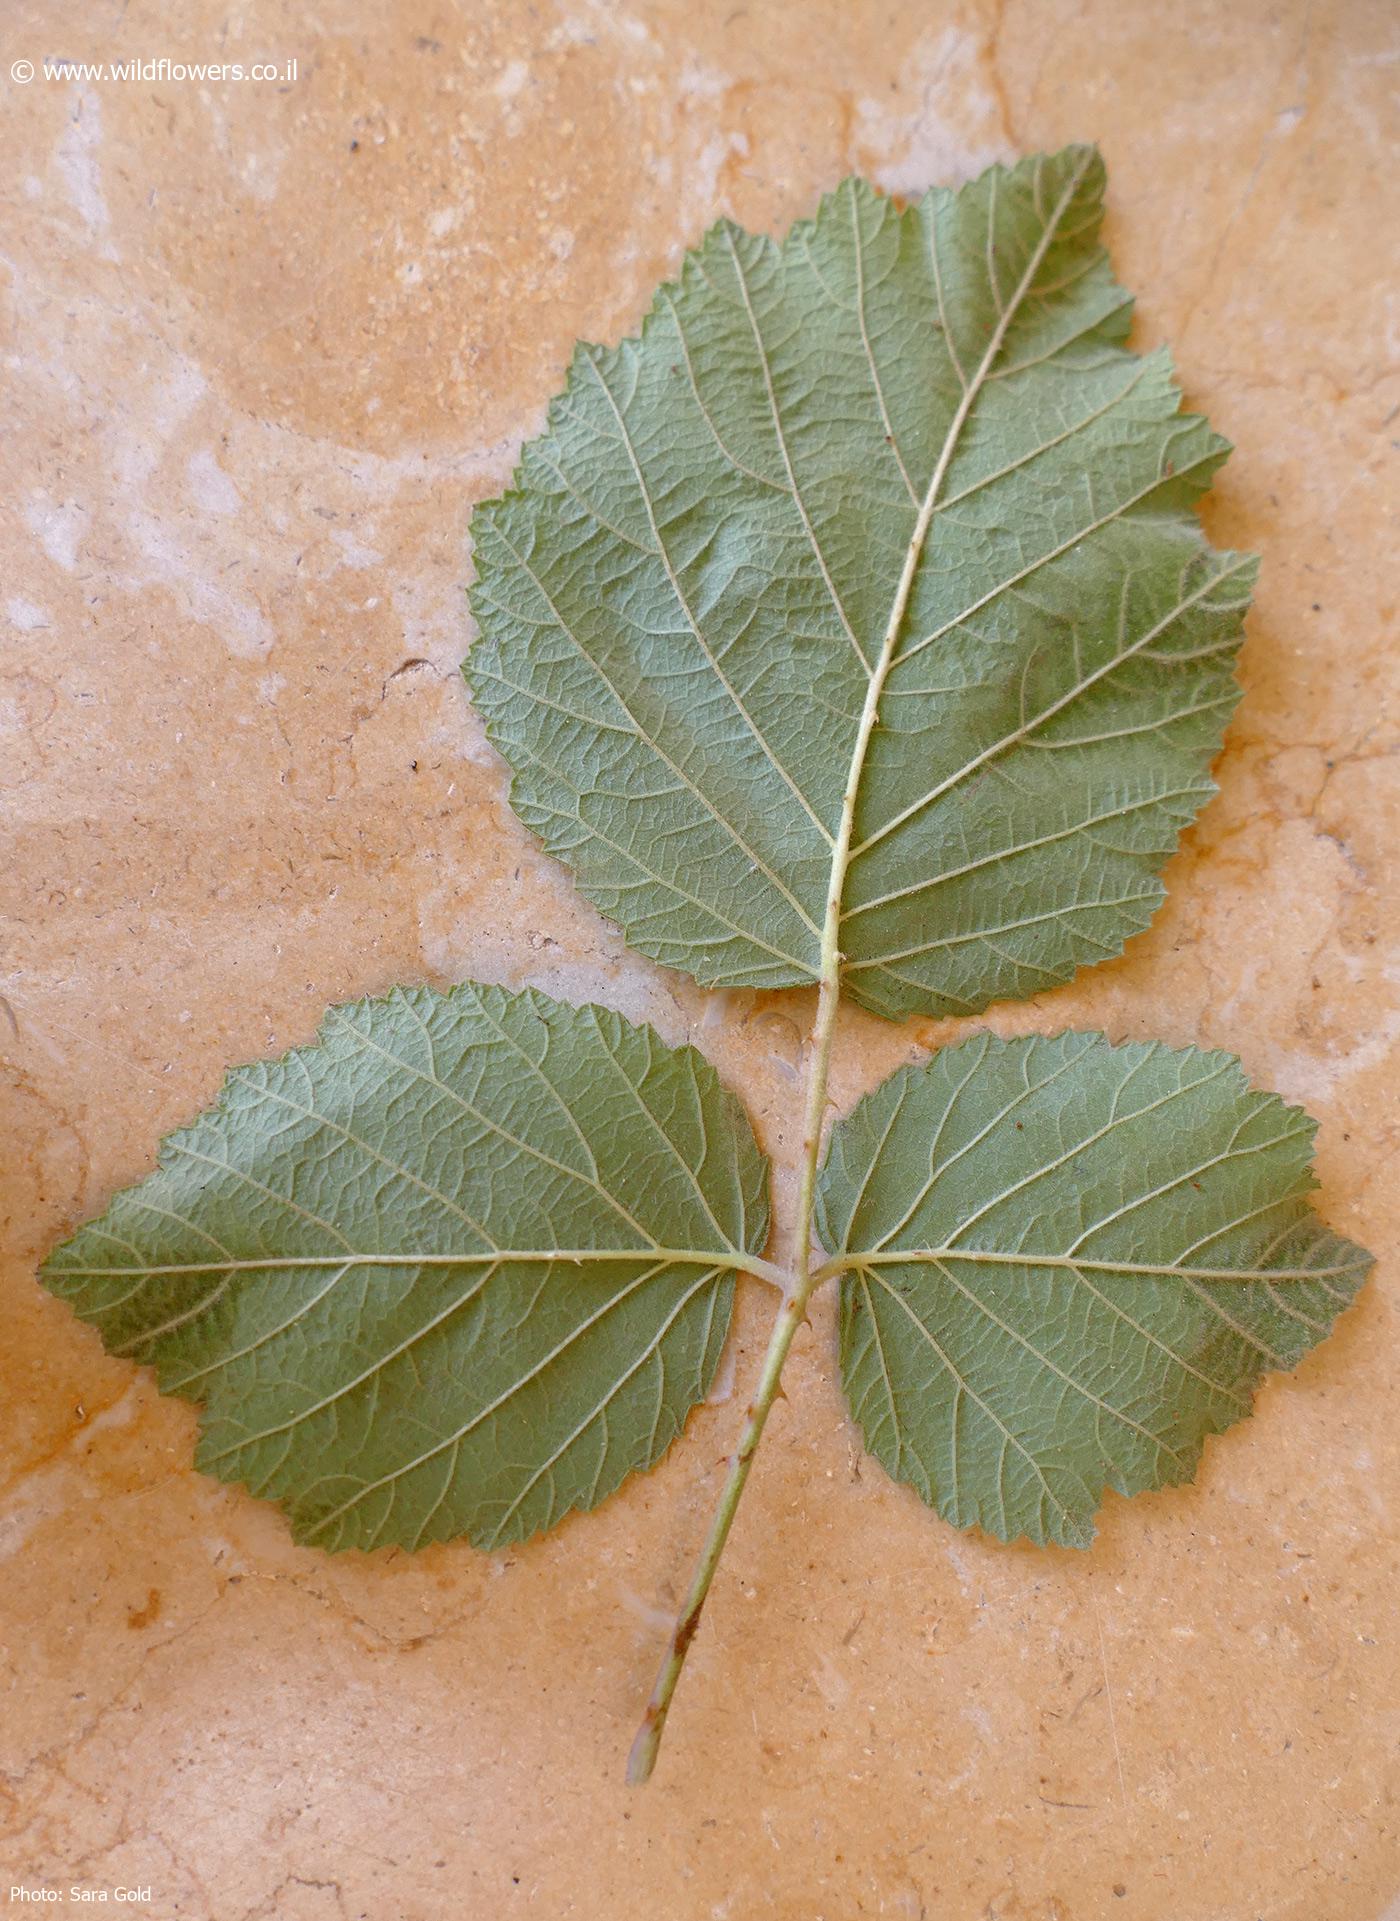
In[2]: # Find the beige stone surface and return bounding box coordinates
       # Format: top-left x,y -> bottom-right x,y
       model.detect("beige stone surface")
2,0 -> 1397,1915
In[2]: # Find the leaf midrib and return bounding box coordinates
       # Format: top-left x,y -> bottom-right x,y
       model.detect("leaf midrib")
836,1248 -> 1362,1284
51,1248 -> 781,1279
808,149 -> 1097,970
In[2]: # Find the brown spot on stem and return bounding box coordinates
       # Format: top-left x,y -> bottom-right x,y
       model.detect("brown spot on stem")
672,1601 -> 704,1661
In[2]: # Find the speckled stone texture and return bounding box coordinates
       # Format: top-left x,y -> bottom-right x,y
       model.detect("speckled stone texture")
1,2 -> 1396,1917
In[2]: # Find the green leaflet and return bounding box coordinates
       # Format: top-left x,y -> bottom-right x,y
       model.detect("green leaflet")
817,1033 -> 1372,1547
42,984 -> 770,1552
468,144 -> 1252,1019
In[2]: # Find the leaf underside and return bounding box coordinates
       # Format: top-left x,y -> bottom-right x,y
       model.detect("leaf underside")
42,984 -> 769,1552
33,151 -> 1370,1581
817,1032 -> 1371,1546
469,144 -> 1253,1019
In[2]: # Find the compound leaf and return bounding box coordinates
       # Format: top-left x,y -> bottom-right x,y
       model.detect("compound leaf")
817,1032 -> 1371,1546
469,145 -> 1252,1018
42,983 -> 769,1552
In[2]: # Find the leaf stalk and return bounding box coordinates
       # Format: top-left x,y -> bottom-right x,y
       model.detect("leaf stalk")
627,155 -> 1095,1782
627,481 -> 920,1784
